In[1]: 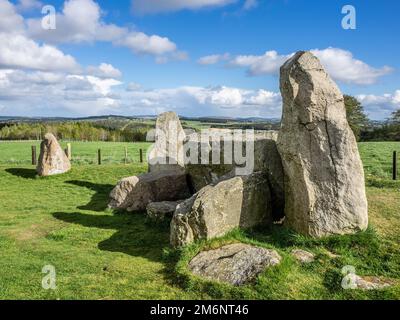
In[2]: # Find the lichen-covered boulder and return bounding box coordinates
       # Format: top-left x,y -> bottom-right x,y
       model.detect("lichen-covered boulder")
189,243 -> 281,286
277,51 -> 368,237
36,133 -> 71,176
109,170 -> 191,212
170,172 -> 271,247
185,130 -> 284,220
146,201 -> 182,221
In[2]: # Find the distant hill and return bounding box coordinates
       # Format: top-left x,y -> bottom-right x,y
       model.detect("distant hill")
0,115 -> 281,124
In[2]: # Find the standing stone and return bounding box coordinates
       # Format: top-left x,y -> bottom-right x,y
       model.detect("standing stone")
36,133 -> 71,176
277,51 -> 368,237
148,111 -> 186,173
170,172 -> 272,247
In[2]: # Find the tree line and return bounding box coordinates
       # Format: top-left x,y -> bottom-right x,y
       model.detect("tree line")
0,121 -> 150,142
0,96 -> 398,142
344,95 -> 400,141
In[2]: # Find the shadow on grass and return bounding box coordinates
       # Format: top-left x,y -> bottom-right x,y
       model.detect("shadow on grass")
5,168 -> 37,179
65,180 -> 114,211
52,211 -> 170,263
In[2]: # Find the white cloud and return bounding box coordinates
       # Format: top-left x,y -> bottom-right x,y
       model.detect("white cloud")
25,0 -> 182,60
198,53 -> 230,65
123,85 -> 282,117
0,0 -> 25,33
87,63 -> 122,79
229,50 -> 292,75
224,48 -> 393,85
0,69 -> 122,115
208,87 -> 244,106
132,0 -> 237,14
245,89 -> 280,105
15,0 -> 42,12
0,70 -> 282,117
126,82 -> 142,91
27,0 -> 126,43
115,32 -> 177,56
311,48 -> 393,85
357,90 -> 400,119
0,33 -> 80,72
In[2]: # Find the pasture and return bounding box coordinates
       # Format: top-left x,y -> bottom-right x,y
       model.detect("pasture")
0,141 -> 399,299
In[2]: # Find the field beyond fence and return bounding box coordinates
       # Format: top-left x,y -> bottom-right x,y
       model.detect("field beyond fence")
0,141 -> 152,165
0,140 -> 399,180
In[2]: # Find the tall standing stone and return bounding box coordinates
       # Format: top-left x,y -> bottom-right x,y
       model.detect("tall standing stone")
37,133 -> 71,176
277,51 -> 368,237
148,111 -> 186,173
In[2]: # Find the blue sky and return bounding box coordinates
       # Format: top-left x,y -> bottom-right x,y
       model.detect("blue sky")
0,0 -> 399,119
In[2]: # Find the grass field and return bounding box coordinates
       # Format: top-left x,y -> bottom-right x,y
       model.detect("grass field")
0,141 -> 152,165
0,141 -> 399,300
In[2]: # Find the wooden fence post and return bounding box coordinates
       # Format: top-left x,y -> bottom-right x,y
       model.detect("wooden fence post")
139,149 -> 143,163
393,151 -> 397,181
31,146 -> 37,166
125,147 -> 128,164
98,149 -> 102,165
67,143 -> 72,160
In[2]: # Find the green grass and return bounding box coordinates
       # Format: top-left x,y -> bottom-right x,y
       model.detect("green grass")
0,141 -> 152,165
0,141 -> 399,300
359,141 -> 400,179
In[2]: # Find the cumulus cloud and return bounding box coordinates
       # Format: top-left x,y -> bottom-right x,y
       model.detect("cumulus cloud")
311,48 -> 393,85
132,0 -> 237,14
357,90 -> 400,119
115,32 -> 177,56
87,63 -> 122,79
0,69 -> 282,118
198,53 -> 230,65
0,69 -> 122,115
25,0 -> 183,60
0,0 -> 25,33
0,33 -> 80,72
229,50 -> 292,75
216,48 -> 393,85
15,0 -> 42,12
126,82 -> 142,91
122,85 -> 282,117
27,0 -> 126,43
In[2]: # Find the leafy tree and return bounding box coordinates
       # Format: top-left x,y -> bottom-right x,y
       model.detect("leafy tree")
344,95 -> 369,141
390,109 -> 400,124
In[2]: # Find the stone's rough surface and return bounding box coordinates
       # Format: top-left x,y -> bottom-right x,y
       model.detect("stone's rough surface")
185,130 -> 284,219
170,172 -> 271,247
148,111 -> 186,173
36,133 -> 71,176
352,276 -> 394,290
277,51 -> 368,237
109,171 -> 191,212
146,201 -> 182,221
291,249 -> 315,263
189,243 -> 281,286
